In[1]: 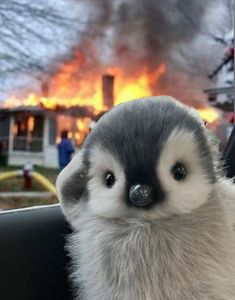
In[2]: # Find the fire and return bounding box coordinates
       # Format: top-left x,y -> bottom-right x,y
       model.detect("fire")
28,116 -> 35,132
2,54 -> 166,111
13,124 -> 18,136
112,64 -> 166,105
2,53 -> 167,145
1,49 -> 219,146
197,107 -> 220,124
55,115 -> 91,145
4,93 -> 40,108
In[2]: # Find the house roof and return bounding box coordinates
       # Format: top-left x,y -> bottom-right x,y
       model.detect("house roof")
0,105 -> 44,113
0,105 -> 104,118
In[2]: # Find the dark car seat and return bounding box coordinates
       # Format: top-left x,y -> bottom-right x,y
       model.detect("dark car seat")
0,205 -> 73,300
223,125 -> 235,178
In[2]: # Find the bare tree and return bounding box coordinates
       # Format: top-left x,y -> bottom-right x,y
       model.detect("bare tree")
0,0 -> 82,81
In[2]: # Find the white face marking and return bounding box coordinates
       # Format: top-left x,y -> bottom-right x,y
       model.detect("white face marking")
156,128 -> 213,215
87,146 -> 129,218
86,128 -> 213,220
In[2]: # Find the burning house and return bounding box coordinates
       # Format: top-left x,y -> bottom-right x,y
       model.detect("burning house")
0,0 -> 232,168
0,47 -> 220,168
0,43 -> 169,168
0,75 -> 115,168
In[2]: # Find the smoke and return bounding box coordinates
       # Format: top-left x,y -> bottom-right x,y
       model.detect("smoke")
101,0 -> 211,64
71,0 -> 233,105
83,0 -> 222,63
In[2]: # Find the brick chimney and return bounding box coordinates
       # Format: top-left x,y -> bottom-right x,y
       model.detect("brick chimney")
102,75 -> 114,109
41,81 -> 49,98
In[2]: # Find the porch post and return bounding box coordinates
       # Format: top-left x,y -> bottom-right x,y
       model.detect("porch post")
8,115 -> 14,154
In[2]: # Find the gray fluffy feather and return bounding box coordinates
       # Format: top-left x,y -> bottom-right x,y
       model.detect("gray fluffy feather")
56,96 -> 235,300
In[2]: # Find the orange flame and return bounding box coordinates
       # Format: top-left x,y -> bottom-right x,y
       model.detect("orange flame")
197,107 -> 219,124
28,116 -> 35,132
1,51 -> 220,145
13,124 -> 18,136
2,49 -> 166,111
4,50 -> 221,145
111,64 -> 166,105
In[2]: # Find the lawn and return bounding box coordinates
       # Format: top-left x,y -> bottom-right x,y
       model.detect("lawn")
0,165 -> 59,210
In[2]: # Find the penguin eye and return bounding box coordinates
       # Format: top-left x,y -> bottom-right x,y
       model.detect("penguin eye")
171,163 -> 187,181
105,172 -> 116,188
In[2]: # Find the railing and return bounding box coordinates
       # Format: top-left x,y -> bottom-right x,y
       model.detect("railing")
13,137 -> 43,152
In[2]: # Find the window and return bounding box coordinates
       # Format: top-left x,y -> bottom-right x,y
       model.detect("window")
13,113 -> 43,152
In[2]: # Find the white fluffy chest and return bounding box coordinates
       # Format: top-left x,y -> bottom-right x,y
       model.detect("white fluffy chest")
69,214 -> 235,300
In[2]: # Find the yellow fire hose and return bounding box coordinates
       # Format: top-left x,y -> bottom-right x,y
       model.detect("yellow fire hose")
0,170 -> 57,196
31,171 -> 57,196
0,170 -> 22,181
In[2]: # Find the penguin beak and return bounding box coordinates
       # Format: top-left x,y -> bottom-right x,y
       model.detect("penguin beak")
129,184 -> 153,207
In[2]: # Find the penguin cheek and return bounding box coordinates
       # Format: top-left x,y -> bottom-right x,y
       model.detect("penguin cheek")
87,172 -> 129,218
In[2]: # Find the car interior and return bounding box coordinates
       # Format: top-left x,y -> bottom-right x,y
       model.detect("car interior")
0,126 -> 235,300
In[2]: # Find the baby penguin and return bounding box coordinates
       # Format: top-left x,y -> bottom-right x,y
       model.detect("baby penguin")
56,96 -> 235,300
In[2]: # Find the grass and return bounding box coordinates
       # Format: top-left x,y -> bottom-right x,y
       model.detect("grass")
0,196 -> 58,210
0,165 -> 58,191
0,165 -> 59,210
